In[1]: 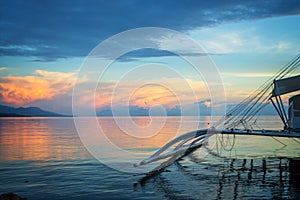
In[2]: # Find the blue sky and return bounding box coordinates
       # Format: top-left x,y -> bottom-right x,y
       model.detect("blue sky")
0,0 -> 300,115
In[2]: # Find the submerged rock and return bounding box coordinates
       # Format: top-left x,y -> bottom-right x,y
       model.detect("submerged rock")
0,193 -> 27,200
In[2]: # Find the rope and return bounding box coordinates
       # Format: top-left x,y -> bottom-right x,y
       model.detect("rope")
220,54 -> 300,130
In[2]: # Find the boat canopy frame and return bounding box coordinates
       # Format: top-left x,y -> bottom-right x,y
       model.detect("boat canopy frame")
270,75 -> 300,130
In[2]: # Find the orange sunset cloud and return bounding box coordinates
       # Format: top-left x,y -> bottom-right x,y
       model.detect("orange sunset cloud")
92,78 -> 218,109
1,70 -> 229,112
0,70 -> 76,106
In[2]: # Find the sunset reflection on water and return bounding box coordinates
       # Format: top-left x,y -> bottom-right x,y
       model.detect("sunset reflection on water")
1,116 -> 300,163
1,116 -> 300,199
0,117 -> 87,162
0,116 -> 209,163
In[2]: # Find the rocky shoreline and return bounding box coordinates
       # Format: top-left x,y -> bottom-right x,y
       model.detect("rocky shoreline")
0,193 -> 27,200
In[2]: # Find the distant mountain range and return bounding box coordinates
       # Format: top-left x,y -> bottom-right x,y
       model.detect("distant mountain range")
0,105 -> 70,117
96,106 -> 183,116
0,103 -> 279,117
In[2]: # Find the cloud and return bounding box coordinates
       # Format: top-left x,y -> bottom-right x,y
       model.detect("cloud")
221,72 -> 275,78
189,27 -> 294,54
0,67 -> 7,71
1,72 -> 214,115
71,77 -> 222,116
0,70 -> 77,106
1,0 -> 299,59
195,99 -> 211,107
96,78 -> 212,109
0,67 -> 290,116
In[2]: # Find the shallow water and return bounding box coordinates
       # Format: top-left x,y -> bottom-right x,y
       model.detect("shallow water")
0,116 -> 300,199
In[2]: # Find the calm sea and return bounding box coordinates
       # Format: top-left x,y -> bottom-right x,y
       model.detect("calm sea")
1,116 -> 300,199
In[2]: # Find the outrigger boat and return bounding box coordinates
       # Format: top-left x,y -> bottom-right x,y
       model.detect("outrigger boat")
135,54 -> 300,172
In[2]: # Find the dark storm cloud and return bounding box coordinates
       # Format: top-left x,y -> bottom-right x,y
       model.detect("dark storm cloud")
1,0 -> 300,59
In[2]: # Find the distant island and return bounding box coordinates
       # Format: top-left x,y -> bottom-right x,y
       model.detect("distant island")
0,105 -> 71,117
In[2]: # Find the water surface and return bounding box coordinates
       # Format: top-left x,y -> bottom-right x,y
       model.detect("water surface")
0,116 -> 300,199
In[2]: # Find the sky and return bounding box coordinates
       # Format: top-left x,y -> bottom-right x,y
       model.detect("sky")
0,0 -> 300,115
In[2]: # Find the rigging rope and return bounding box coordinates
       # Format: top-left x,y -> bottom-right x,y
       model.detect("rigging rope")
219,54 -> 300,130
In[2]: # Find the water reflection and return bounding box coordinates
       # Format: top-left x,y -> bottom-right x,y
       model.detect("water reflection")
1,116 -> 300,199
149,156 -> 300,199
2,116 -> 295,164
99,116 -> 206,150
0,117 -> 87,162
0,116 -> 208,163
